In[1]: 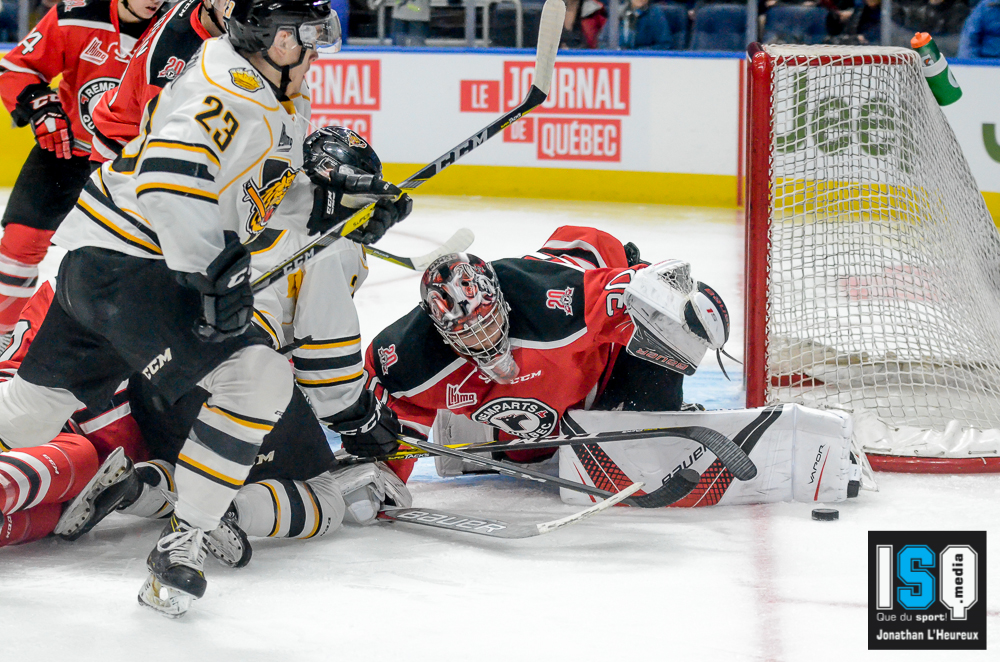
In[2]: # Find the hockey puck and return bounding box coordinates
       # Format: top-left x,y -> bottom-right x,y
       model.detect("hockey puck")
812,508 -> 839,521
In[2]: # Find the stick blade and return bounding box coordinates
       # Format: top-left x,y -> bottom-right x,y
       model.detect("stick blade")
536,481 -> 642,534
410,228 -> 476,270
627,469 -> 699,508
532,0 -> 565,97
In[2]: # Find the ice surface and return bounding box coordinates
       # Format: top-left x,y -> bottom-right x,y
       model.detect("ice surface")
4,195 -> 998,661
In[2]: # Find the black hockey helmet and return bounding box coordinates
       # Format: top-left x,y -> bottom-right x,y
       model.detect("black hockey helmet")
226,0 -> 342,54
303,126 -> 382,179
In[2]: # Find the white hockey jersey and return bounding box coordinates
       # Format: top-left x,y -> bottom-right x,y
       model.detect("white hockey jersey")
52,36 -> 315,276
251,230 -> 369,423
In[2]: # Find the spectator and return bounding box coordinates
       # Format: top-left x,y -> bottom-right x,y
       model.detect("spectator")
620,0 -> 673,48
390,0 -> 430,46
959,0 -> 1000,56
893,0 -> 969,36
829,0 -> 881,43
0,1 -> 17,42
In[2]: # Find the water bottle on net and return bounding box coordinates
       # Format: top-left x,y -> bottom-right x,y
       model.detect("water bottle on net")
910,32 -> 963,106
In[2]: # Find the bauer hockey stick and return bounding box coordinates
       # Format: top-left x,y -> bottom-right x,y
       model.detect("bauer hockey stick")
362,227 -> 475,270
378,482 -> 642,539
388,425 -> 757,482
398,435 -> 701,508
250,0 -> 564,294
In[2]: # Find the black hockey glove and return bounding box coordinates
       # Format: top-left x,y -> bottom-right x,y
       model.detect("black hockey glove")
346,195 -> 413,245
177,232 -> 254,342
330,390 -> 401,459
306,167 -> 403,237
13,83 -> 74,160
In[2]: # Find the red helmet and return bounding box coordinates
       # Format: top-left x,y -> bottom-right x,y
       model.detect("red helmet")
419,253 -> 518,383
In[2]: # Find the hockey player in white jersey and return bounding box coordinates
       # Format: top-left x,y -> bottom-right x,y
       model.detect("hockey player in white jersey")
53,127 -> 414,560
0,0 -> 405,617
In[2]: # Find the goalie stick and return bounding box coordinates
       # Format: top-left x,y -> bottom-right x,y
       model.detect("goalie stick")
388,425 -> 757,482
378,482 -> 642,539
398,436 -> 701,508
362,227 -> 475,271
250,0 -> 564,295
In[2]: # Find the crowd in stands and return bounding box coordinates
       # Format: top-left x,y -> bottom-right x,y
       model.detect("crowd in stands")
358,0 -> 1000,57
1,0 -> 996,58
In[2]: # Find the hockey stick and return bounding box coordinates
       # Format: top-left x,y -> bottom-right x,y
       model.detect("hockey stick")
398,435 -> 700,508
250,0 -> 564,294
388,425 -> 757,482
362,227 -> 475,271
378,482 -> 642,539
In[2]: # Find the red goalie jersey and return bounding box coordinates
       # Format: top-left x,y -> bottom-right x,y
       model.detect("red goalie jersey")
364,227 -> 664,481
90,0 -> 211,161
0,0 -> 158,157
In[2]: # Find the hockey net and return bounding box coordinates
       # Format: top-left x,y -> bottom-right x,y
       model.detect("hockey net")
744,43 -> 1000,473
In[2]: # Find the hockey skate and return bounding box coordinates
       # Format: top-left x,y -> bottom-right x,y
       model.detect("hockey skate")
54,447 -> 141,541
204,506 -> 252,569
139,516 -> 208,618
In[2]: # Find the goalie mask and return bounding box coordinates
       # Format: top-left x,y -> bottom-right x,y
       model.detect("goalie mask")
622,259 -> 731,376
419,253 -> 519,384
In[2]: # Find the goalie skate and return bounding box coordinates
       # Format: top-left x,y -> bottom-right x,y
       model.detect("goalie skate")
54,447 -> 140,541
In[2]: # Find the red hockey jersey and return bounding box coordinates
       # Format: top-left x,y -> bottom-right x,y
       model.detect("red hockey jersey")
90,0 -> 210,161
364,227 -> 641,445
0,0 -> 156,157
0,282 -> 148,461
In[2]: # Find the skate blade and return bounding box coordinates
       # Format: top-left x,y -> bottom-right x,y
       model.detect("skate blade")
138,574 -> 194,619
53,448 -> 129,539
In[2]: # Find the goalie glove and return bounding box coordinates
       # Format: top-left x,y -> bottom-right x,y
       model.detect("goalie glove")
13,83 -> 74,159
622,259 -> 730,375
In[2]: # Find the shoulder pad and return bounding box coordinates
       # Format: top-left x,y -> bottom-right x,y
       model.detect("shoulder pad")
195,38 -> 279,109
493,258 -> 588,344
371,307 -> 458,392
147,0 -> 206,87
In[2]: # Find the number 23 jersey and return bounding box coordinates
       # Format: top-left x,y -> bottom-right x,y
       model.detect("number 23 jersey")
53,36 -> 315,276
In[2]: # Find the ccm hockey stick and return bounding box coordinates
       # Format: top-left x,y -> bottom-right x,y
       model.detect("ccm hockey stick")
378,482 -> 642,539
250,0 -> 564,294
388,425 -> 757,482
362,227 -> 475,270
398,436 -> 701,508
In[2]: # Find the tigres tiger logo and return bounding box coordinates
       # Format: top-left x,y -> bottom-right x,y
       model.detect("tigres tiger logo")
243,161 -> 296,237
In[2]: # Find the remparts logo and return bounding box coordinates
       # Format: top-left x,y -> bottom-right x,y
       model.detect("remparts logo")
472,397 -> 557,438
869,531 -> 986,650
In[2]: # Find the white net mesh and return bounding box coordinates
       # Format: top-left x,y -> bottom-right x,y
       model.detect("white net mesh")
761,45 -> 1000,452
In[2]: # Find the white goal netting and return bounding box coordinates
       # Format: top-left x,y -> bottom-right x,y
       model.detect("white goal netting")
756,45 -> 1000,459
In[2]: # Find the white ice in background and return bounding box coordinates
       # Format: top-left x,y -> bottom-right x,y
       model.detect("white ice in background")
5,196 -> 999,661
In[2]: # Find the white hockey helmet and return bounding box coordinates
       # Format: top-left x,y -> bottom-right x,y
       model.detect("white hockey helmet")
419,253 -> 519,384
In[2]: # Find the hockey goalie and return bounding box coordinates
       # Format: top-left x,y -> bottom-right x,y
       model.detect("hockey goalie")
366,225 -> 863,506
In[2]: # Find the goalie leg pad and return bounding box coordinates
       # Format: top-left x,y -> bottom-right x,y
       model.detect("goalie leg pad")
558,405 -> 853,507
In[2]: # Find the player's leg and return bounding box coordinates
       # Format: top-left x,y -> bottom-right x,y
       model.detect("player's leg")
0,431 -> 99,517
1,503 -> 62,546
0,147 -> 92,342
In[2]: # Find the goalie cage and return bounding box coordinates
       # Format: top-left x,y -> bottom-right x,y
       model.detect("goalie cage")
744,43 -> 1000,474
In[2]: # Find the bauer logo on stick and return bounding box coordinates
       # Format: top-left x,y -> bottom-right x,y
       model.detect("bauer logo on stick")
868,530 -> 986,650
